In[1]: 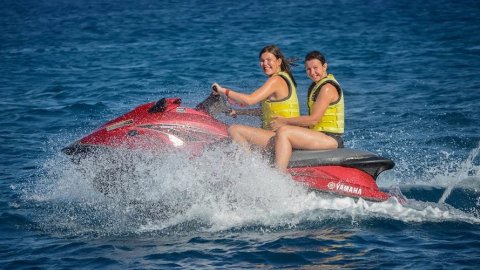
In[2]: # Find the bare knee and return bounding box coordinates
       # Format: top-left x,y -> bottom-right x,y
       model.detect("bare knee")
228,124 -> 242,137
276,125 -> 294,139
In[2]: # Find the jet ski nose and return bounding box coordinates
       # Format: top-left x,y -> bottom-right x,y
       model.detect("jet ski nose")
62,142 -> 94,156
62,142 -> 79,156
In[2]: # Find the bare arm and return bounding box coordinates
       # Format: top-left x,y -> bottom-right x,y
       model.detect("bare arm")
213,75 -> 287,106
271,83 -> 339,130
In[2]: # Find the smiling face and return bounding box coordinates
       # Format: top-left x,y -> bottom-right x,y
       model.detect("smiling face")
259,52 -> 282,76
305,59 -> 327,82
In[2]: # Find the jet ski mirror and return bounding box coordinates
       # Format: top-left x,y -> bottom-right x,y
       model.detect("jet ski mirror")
148,98 -> 182,113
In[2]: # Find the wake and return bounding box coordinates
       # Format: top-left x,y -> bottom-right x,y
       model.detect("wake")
22,141 -> 480,236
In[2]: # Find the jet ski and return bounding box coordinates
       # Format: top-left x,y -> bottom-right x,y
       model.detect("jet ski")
63,94 -> 396,202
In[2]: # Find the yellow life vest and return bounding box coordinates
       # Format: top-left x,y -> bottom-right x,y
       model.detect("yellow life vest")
261,72 -> 300,130
307,74 -> 344,134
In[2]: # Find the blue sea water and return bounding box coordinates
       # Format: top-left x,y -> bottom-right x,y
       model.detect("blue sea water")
1,0 -> 480,268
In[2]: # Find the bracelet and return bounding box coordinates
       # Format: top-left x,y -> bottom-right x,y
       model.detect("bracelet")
225,89 -> 230,97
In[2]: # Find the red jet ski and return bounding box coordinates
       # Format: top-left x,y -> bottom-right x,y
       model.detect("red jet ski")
63,94 -> 395,201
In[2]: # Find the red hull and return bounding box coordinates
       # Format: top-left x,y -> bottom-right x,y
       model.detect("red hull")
290,166 -> 390,201
77,99 -> 229,155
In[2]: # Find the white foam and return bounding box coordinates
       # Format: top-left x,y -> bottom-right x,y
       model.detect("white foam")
26,141 -> 480,235
438,142 -> 480,203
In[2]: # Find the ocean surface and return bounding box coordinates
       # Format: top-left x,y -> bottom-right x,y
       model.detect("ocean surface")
1,0 -> 480,269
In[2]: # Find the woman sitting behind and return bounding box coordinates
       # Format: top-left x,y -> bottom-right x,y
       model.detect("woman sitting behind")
271,51 -> 344,172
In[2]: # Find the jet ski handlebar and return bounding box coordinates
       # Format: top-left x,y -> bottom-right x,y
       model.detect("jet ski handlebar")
195,91 -> 232,117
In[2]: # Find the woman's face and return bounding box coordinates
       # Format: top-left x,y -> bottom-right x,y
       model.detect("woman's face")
259,52 -> 282,76
305,59 -> 327,82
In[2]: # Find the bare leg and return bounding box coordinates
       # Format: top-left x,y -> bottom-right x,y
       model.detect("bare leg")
274,129 -> 293,173
275,125 -> 338,172
228,124 -> 275,150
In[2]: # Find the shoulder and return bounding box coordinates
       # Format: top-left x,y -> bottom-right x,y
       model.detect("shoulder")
318,83 -> 339,100
269,74 -> 285,81
265,74 -> 288,86
320,83 -> 338,96
321,82 -> 337,91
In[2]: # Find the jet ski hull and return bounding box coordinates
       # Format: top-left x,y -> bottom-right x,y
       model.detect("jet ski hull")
288,149 -> 394,201
62,96 -> 395,201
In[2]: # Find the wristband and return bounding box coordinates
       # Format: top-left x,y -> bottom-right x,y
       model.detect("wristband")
225,89 -> 230,97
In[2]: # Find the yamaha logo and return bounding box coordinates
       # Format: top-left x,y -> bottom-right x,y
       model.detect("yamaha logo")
327,182 -> 336,190
327,182 -> 363,195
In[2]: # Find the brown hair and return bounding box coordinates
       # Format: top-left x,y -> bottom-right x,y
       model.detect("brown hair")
304,50 -> 326,65
259,44 -> 297,86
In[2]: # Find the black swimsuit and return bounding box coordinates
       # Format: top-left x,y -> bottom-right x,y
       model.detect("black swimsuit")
323,132 -> 344,148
